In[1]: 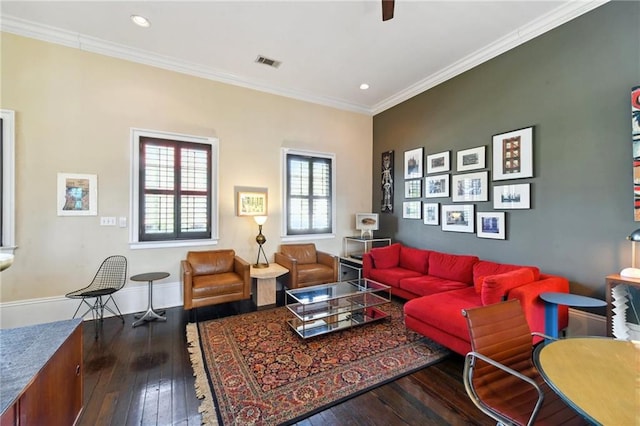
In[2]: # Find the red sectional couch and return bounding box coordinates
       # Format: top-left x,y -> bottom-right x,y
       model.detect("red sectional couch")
362,243 -> 569,355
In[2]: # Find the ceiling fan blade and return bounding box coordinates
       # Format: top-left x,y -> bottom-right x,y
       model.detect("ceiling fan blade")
382,0 -> 394,21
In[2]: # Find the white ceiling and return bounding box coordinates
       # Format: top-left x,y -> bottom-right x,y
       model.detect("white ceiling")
0,1 -> 607,115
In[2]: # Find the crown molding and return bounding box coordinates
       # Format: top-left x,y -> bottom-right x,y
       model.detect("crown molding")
1,1 -> 609,117
371,0 -> 610,115
0,15 -> 372,115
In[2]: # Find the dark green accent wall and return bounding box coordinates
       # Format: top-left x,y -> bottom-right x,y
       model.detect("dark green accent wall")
372,1 -> 640,299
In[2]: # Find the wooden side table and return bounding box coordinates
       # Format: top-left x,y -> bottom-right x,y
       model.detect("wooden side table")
605,274 -> 640,337
250,263 -> 288,308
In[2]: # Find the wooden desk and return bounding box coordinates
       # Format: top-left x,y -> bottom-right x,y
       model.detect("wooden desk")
534,337 -> 639,425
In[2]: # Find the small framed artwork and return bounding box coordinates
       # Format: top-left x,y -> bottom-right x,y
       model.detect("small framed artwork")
441,204 -> 474,233
57,173 -> 98,216
452,171 -> 488,202
426,151 -> 450,174
404,179 -> 422,198
477,212 -> 506,240
492,126 -> 533,181
404,147 -> 424,179
423,203 -> 439,225
457,146 -> 486,172
237,190 -> 268,216
493,183 -> 531,209
424,174 -> 450,198
381,150 -> 394,213
403,201 -> 422,219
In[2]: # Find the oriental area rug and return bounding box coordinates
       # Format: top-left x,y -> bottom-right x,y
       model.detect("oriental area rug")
186,302 -> 449,425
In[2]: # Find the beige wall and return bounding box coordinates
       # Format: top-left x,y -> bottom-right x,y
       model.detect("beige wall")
0,33 -> 372,302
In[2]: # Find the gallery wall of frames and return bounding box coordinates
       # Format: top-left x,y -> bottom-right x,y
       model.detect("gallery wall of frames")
395,126 -> 533,241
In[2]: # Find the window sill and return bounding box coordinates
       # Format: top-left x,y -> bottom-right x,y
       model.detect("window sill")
280,234 -> 335,242
129,239 -> 219,250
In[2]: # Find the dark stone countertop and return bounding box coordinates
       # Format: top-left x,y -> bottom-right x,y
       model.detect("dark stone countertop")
0,318 -> 82,414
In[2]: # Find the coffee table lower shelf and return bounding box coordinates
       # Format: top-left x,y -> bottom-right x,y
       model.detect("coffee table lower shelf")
287,306 -> 388,339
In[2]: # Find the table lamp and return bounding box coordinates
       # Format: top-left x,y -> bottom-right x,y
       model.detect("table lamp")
254,215 -> 269,268
620,228 -> 640,278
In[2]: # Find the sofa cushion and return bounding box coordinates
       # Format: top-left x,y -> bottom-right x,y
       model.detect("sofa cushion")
188,250 -> 235,275
399,246 -> 430,274
473,261 -> 541,293
399,275 -> 468,297
481,268 -> 536,306
192,272 -> 244,297
281,244 -> 317,264
427,251 -> 478,284
368,267 -> 422,287
370,243 -> 401,269
404,287 -> 480,342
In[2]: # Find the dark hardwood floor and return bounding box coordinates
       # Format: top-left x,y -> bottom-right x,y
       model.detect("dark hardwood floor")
78,300 -> 493,426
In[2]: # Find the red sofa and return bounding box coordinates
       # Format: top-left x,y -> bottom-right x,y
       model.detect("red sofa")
362,243 -> 569,355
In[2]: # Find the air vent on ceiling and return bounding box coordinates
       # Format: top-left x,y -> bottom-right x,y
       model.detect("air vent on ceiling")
255,55 -> 282,69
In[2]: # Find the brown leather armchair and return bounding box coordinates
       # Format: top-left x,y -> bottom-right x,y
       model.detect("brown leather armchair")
181,249 -> 251,310
274,243 -> 338,289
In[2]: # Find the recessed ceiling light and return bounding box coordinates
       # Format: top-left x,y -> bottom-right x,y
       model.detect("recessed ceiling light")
360,83 -> 370,90
131,15 -> 151,28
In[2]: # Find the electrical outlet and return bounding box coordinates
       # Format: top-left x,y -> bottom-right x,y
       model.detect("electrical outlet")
100,216 -> 116,226
119,217 -> 127,228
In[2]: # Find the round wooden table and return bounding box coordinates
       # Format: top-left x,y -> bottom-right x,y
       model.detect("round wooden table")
534,337 -> 639,425
130,272 -> 169,327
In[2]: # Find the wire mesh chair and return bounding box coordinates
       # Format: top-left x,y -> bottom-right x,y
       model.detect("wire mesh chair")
65,255 -> 127,338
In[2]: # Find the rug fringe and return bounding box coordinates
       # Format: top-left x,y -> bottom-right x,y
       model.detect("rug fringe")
186,322 -> 219,426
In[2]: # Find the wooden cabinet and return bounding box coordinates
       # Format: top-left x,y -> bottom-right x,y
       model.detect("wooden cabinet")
0,320 -> 83,426
605,274 -> 640,338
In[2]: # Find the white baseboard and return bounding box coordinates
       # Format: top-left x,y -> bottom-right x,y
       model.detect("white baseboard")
566,307 -> 606,337
1,288 -> 608,337
0,280 -> 183,329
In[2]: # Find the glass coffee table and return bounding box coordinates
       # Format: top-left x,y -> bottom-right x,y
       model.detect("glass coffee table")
285,278 -> 391,339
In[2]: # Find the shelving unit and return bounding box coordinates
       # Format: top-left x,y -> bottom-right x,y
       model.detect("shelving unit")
339,236 -> 391,281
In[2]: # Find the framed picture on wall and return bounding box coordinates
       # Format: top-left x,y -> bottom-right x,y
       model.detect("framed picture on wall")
452,171 -> 488,202
404,147 -> 423,179
237,190 -> 268,216
424,174 -> 450,198
426,151 -> 450,174
423,203 -> 439,225
493,183 -> 531,209
456,146 -> 486,172
441,204 -> 474,233
403,201 -> 422,219
404,179 -> 422,198
492,126 -> 533,181
477,212 -> 506,239
57,173 -> 98,216
381,150 -> 394,213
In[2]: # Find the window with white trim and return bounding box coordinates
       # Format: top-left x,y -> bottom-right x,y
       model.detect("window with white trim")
130,129 -> 218,248
282,148 -> 335,238
1,110 -> 16,253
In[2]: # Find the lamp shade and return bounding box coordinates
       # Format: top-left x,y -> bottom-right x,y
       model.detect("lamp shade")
628,228 -> 640,241
254,216 -> 267,226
